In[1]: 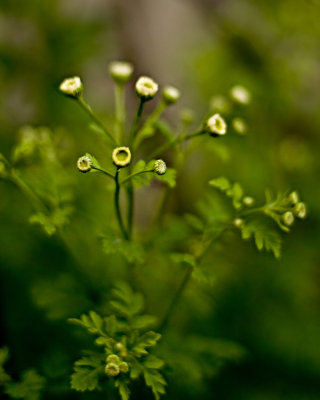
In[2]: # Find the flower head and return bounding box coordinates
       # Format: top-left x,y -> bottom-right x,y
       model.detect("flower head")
283,211 -> 294,226
232,117 -> 247,135
230,85 -> 251,105
289,191 -> 299,205
162,85 -> 180,105
112,147 -> 131,168
119,362 -> 129,373
135,76 -> 158,101
109,61 -> 133,84
243,196 -> 254,207
59,76 -> 83,98
206,114 -> 227,136
106,354 -> 120,364
294,202 -> 307,219
154,159 -> 166,175
77,155 -> 93,173
105,363 -> 120,377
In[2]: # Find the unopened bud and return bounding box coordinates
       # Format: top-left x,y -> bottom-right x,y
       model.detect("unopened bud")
59,76 -> 83,98
112,147 -> 131,168
294,202 -> 307,219
119,362 -> 129,373
106,354 -> 120,365
230,85 -> 251,105
109,61 -> 133,84
105,362 -> 120,377
162,85 -> 180,105
135,76 -> 158,101
283,211 -> 294,226
154,159 -> 166,175
77,155 -> 92,173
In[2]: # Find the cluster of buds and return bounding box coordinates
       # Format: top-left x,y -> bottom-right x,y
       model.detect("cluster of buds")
105,353 -> 129,378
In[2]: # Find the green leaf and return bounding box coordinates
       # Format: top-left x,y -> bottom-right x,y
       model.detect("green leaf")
68,311 -> 106,336
132,331 -> 162,357
209,176 -> 231,191
131,315 -> 157,330
0,347 -> 11,384
155,168 -> 176,188
184,213 -> 205,232
143,355 -> 165,369
110,282 -> 144,319
115,380 -> 130,400
240,220 -> 282,259
5,370 -> 45,400
71,353 -> 104,392
143,369 -> 166,400
102,236 -> 145,263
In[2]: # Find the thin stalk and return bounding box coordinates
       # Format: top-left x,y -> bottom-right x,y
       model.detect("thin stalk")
114,169 -> 129,240
133,101 -> 166,149
159,266 -> 193,333
148,129 -> 204,160
120,169 -> 154,185
78,97 -> 116,146
115,84 -> 125,144
129,99 -> 145,147
92,167 -> 114,179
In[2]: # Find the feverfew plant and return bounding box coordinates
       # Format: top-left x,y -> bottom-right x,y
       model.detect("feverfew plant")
0,61 -> 307,400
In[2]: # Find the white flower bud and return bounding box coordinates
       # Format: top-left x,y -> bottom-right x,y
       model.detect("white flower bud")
59,76 -> 83,98
232,117 -> 248,135
283,211 -> 294,226
294,202 -> 307,219
154,159 -> 166,175
105,363 -> 120,377
206,114 -> 227,136
243,196 -> 254,207
135,76 -> 158,101
112,147 -> 131,168
109,61 -> 133,84
233,218 -> 244,228
162,85 -> 180,105
289,191 -> 299,205
230,85 -> 251,105
77,155 -> 93,173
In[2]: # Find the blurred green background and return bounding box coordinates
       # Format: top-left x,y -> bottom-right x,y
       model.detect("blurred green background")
1,0 -> 320,399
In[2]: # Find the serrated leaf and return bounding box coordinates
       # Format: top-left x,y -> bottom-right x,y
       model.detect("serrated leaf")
5,370 -> 45,400
143,369 -> 166,400
143,355 -> 165,369
132,332 -> 161,357
115,380 -> 130,400
110,282 -> 145,319
102,236 -> 145,263
71,353 -> 104,392
240,220 -> 282,259
129,359 -> 142,379
68,311 -> 106,336
210,177 -> 244,210
155,168 -> 176,188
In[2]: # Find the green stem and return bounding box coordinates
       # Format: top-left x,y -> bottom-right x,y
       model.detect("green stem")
11,171 -> 47,212
114,169 -> 129,240
133,101 -> 166,149
148,129 -> 204,160
159,265 -> 193,333
92,167 -> 114,179
120,169 -> 154,185
78,97 -> 117,146
129,99 -> 145,147
115,84 -> 125,144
